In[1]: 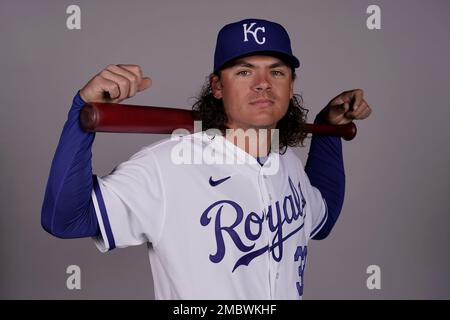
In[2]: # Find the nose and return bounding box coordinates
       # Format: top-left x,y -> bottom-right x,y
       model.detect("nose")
252,71 -> 271,92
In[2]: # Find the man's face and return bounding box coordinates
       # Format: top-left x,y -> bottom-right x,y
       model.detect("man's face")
211,55 -> 294,130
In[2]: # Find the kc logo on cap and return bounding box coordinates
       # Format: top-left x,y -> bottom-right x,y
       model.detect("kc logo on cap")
243,22 -> 266,45
213,18 -> 300,74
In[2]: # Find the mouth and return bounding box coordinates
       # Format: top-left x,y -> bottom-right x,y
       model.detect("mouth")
249,99 -> 274,107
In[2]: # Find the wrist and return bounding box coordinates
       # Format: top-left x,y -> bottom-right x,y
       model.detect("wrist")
314,109 -> 329,124
79,89 -> 89,103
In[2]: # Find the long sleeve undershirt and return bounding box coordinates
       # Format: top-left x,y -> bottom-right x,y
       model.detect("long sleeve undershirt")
41,91 -> 100,238
305,113 -> 345,239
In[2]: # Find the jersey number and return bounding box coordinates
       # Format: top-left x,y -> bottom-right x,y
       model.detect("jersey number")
294,245 -> 308,296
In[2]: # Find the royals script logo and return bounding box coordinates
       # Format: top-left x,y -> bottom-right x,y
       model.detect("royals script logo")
200,176 -> 306,272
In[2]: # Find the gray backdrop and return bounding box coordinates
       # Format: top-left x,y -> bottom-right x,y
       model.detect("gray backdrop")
1,0 -> 449,299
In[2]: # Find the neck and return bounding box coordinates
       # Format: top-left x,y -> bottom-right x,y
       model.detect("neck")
224,127 -> 277,158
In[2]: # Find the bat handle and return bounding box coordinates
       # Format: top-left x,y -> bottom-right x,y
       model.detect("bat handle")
303,122 -> 357,141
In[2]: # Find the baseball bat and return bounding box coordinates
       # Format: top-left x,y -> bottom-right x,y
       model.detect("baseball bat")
79,102 -> 357,140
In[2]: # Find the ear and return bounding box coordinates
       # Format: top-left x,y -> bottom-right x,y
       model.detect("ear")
210,74 -> 223,99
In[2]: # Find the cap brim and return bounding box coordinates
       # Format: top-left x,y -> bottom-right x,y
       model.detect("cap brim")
215,50 -> 300,74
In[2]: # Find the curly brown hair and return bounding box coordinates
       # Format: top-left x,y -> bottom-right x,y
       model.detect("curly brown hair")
191,69 -> 309,154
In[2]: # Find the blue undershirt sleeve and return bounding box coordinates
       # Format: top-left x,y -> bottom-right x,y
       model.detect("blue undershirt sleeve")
41,91 -> 100,238
305,112 -> 346,240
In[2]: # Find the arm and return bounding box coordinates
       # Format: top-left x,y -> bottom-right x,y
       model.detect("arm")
306,89 -> 372,239
41,65 -> 152,239
41,91 -> 99,238
305,112 -> 345,240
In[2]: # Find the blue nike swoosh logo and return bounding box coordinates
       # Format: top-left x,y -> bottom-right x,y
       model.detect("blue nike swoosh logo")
209,175 -> 231,187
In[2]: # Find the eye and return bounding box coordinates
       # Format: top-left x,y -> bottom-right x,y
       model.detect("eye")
271,70 -> 285,76
236,70 -> 251,76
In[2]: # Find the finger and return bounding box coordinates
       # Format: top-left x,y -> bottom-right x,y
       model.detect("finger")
335,115 -> 350,125
346,102 -> 372,120
344,110 -> 356,120
106,64 -> 139,97
99,69 -> 130,101
329,89 -> 358,107
119,64 -> 143,79
138,77 -> 152,92
349,89 -> 364,111
348,101 -> 367,119
96,77 -> 121,101
359,106 -> 372,119
329,95 -> 347,106
119,65 -> 152,92
339,102 -> 350,114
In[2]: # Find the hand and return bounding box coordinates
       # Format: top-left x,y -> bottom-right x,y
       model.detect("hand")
79,64 -> 152,103
321,89 -> 372,125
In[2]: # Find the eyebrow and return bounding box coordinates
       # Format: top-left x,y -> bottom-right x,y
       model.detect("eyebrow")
230,59 -> 289,69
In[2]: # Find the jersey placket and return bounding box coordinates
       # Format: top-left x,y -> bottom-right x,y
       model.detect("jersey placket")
213,133 -> 279,298
258,162 -> 279,299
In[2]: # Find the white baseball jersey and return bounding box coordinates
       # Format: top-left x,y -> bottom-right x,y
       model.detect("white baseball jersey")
91,131 -> 328,299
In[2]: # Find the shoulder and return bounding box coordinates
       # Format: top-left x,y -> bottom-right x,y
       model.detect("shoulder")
280,147 -> 303,166
130,131 -> 208,160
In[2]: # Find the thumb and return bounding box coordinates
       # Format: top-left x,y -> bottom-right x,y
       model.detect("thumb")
329,96 -> 345,106
334,102 -> 350,114
137,77 -> 152,92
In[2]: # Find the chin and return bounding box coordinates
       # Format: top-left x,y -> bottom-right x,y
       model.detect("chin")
250,114 -> 282,128
249,119 -> 277,129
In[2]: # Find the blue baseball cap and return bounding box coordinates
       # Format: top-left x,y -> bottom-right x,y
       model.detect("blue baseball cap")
213,18 -> 300,74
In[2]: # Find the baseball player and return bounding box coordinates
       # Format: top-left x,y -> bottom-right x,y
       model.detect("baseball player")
41,18 -> 371,299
